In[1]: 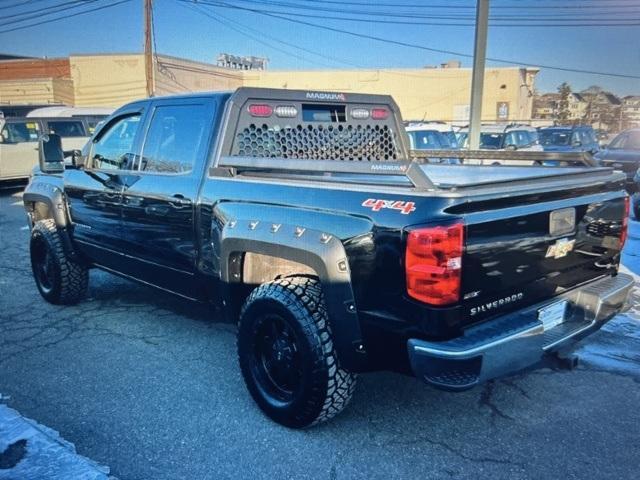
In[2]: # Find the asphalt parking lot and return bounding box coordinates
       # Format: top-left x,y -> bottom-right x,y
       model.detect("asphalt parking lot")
1,187 -> 639,480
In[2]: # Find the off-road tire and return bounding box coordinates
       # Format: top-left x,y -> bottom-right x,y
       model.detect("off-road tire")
30,219 -> 88,305
237,276 -> 356,428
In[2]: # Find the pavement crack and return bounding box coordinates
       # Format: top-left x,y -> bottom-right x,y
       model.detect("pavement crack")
500,378 -> 531,400
478,381 -> 514,423
385,434 -> 522,468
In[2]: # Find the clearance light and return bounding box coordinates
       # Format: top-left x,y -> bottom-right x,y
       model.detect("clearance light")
351,108 -> 370,120
274,105 -> 298,118
621,196 -> 630,249
371,108 -> 389,120
405,223 -> 464,306
248,104 -> 273,117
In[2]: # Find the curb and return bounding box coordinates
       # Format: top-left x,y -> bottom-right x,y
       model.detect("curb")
0,402 -> 112,480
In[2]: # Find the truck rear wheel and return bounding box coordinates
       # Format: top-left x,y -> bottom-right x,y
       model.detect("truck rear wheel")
237,276 -> 356,428
30,219 -> 88,305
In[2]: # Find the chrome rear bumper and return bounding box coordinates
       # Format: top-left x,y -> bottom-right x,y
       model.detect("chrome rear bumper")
408,273 -> 634,391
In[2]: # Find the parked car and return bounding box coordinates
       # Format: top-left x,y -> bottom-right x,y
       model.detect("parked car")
457,124 -> 542,165
405,121 -> 459,148
405,121 -> 459,163
0,114 -> 109,183
25,88 -> 632,428
538,126 -> 599,154
596,129 -> 640,193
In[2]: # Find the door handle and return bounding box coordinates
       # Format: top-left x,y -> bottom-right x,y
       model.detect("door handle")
169,194 -> 191,206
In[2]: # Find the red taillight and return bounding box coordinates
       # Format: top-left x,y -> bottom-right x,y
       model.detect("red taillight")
371,108 -> 389,120
405,223 -> 464,306
621,196 -> 630,249
248,104 -> 273,117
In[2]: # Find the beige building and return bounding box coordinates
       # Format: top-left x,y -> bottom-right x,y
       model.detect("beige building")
1,53 -> 538,124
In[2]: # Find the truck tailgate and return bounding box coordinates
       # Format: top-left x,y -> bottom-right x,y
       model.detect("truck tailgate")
447,175 -> 628,326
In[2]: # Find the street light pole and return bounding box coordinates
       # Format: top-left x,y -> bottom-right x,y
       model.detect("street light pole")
468,0 -> 490,150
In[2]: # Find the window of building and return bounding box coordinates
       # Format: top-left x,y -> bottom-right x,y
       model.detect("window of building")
91,114 -> 141,170
140,104 -> 208,174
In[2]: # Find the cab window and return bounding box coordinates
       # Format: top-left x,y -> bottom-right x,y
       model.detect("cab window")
140,104 -> 208,174
1,121 -> 40,143
47,120 -> 86,137
91,114 -> 141,170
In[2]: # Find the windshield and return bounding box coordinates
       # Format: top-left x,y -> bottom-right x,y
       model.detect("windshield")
539,129 -> 571,146
609,131 -> 640,150
480,133 -> 504,149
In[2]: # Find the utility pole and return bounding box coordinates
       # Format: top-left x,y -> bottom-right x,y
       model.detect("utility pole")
144,0 -> 154,97
468,0 -> 489,150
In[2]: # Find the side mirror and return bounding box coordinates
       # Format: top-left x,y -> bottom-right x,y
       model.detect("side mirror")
38,133 -> 65,173
572,140 -> 582,147
505,144 -> 517,151
0,132 -> 4,143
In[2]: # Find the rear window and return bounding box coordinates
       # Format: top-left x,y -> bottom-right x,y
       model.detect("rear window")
540,130 -> 570,146
47,120 -> 85,137
408,130 -> 445,150
480,133 -> 503,149
1,121 -> 40,143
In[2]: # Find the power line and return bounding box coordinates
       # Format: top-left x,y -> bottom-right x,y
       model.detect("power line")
0,0 -> 94,21
225,0 -> 640,20
0,0 -> 52,11
183,3 -> 356,69
0,0 -> 132,34
196,0 -> 640,26
182,2 -> 484,80
0,1 -> 103,28
285,0 -> 640,8
184,0 -> 640,79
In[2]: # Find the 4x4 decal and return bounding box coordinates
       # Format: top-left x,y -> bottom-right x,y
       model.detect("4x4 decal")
362,198 -> 416,215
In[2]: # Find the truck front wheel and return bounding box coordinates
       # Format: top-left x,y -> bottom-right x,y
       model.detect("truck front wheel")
30,219 -> 88,305
237,276 -> 356,428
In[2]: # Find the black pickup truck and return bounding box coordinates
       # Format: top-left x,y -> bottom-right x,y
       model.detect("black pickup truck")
25,88 -> 633,428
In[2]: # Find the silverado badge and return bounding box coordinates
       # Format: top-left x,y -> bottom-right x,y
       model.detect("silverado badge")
545,238 -> 575,259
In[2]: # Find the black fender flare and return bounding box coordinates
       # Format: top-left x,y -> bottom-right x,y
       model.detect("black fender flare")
219,218 -> 369,372
22,178 -> 69,228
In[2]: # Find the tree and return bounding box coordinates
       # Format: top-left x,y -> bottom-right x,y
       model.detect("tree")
556,82 -> 572,123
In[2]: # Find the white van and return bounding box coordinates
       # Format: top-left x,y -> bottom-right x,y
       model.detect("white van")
0,114 -> 109,182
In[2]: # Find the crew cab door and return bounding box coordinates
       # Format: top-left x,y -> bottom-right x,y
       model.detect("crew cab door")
64,111 -> 144,265
118,98 -> 215,297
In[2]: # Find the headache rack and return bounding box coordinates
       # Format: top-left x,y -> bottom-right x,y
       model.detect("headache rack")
211,150 -> 609,192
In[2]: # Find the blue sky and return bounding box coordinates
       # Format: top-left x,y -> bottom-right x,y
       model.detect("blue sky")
2,0 -> 639,95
